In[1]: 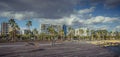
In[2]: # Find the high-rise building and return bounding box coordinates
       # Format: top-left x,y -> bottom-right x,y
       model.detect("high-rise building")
1,22 -> 9,35
63,24 -> 67,36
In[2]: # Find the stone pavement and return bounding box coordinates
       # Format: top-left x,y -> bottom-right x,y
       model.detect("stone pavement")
0,41 -> 116,57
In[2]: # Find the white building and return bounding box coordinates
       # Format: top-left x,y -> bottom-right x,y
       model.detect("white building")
40,24 -> 62,34
74,28 -> 89,36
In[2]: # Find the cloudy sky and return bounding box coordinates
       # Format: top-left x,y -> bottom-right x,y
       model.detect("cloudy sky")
0,0 -> 120,31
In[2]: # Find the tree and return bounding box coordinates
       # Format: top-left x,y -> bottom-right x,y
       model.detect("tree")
109,31 -> 113,40
32,28 -> 38,40
26,20 -> 32,31
68,27 -> 74,40
91,30 -> 95,40
48,25 -> 58,46
79,29 -> 84,35
48,26 -> 55,36
33,28 -> 38,35
58,29 -> 64,40
47,26 -> 56,40
26,20 -> 32,39
86,29 -> 90,40
8,19 -> 20,41
79,29 -> 84,40
39,33 -> 46,40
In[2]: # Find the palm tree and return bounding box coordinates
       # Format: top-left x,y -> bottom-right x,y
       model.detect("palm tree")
32,28 -> 38,40
59,29 -> 64,40
40,33 -> 46,40
40,24 -> 46,40
79,29 -> 84,40
79,29 -> 84,35
9,19 -> 15,27
26,20 -> 32,40
86,29 -> 90,40
47,26 -> 56,40
97,31 -> 100,40
110,31 -> 112,40
14,23 -> 20,40
48,26 -> 54,35
33,28 -> 38,35
9,19 -> 20,41
68,27 -> 74,40
26,20 -> 32,31
48,25 -> 58,46
91,30 -> 95,40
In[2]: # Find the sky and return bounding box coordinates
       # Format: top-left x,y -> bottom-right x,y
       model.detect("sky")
0,0 -> 120,31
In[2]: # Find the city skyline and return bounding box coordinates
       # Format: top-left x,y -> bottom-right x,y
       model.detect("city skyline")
0,0 -> 120,31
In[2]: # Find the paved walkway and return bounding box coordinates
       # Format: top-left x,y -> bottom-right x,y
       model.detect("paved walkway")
0,41 -> 116,57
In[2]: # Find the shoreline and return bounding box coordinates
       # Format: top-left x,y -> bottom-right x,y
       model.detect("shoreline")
86,40 -> 120,45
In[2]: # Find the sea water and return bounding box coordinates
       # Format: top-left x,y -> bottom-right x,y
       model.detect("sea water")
106,46 -> 120,56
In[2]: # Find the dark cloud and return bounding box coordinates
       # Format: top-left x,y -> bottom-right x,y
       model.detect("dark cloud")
105,0 -> 120,8
0,0 -> 119,19
0,0 -> 78,19
91,0 -> 120,8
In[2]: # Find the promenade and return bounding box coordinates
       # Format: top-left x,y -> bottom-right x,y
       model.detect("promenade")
0,41 -> 116,57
